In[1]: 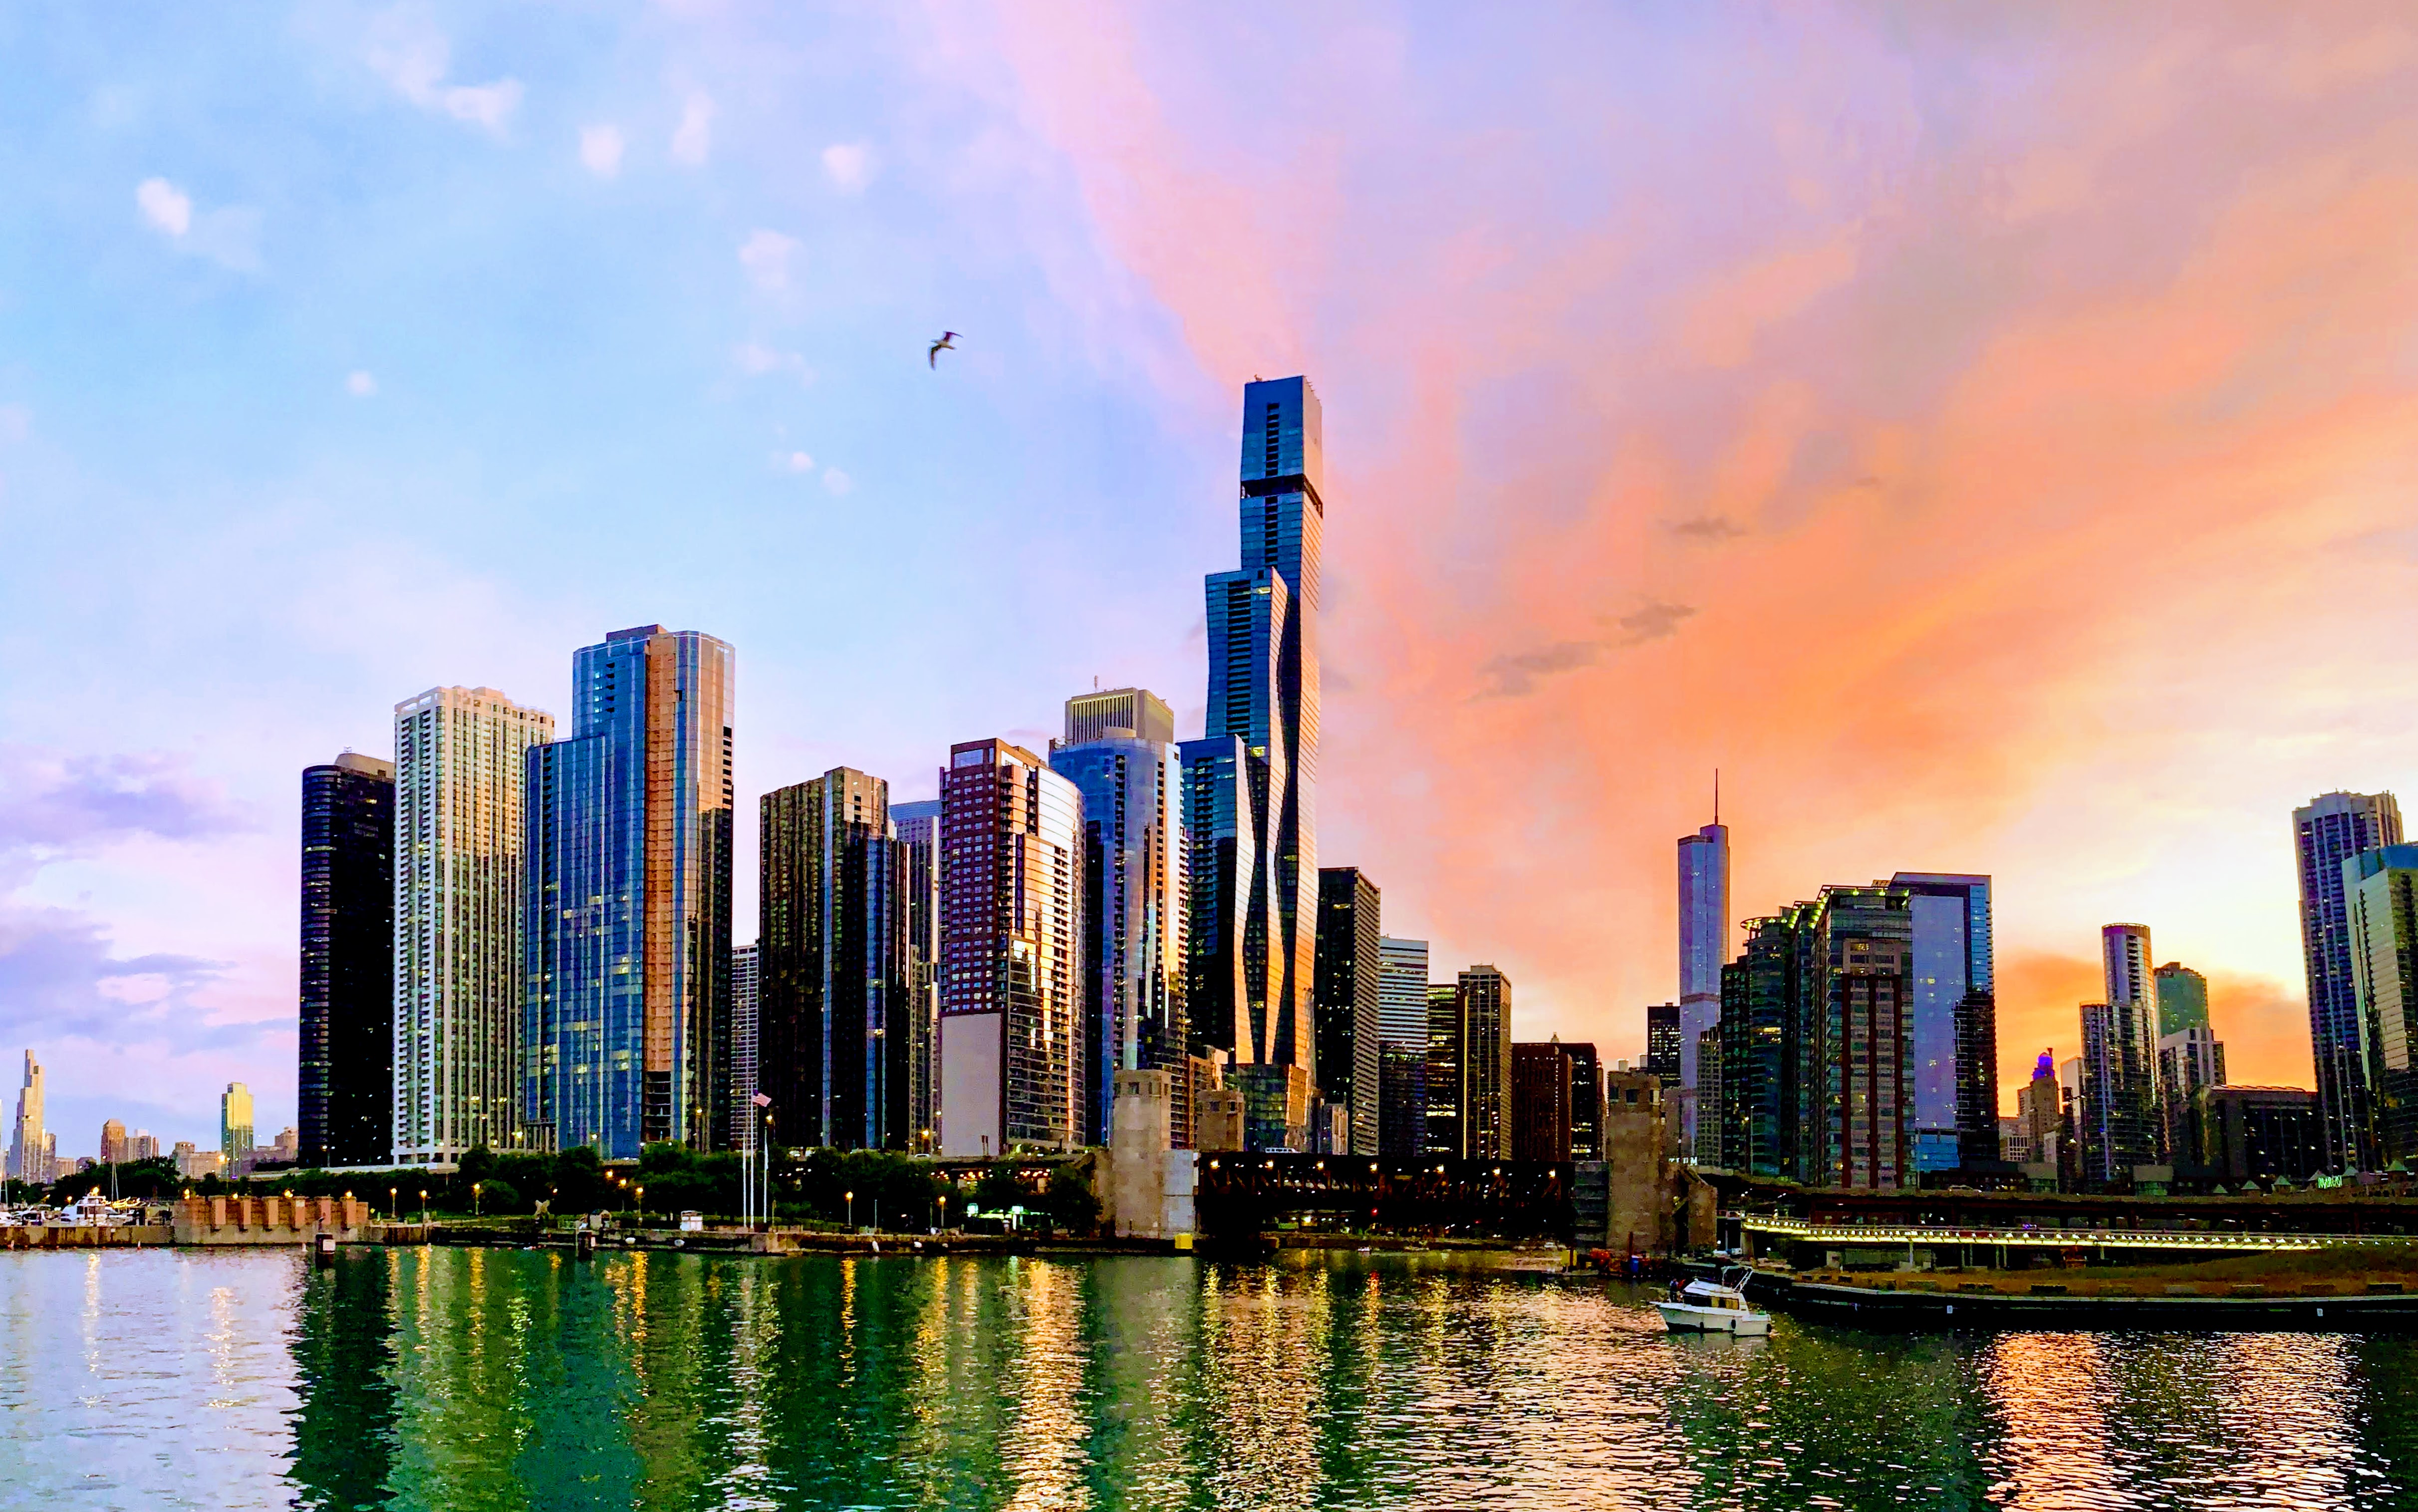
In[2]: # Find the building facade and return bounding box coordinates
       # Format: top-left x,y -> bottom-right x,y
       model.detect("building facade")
730,943 -> 759,1152
2346,844 -> 2418,1164
1563,1039 -> 1606,1160
2190,1085 -> 2323,1186
1203,376 -> 1323,1083
1376,937 -> 1429,1157
2294,790 -> 2403,1172
1312,866 -> 1381,1154
6,1051 -> 44,1183
2157,1025 -> 2226,1168
2154,962 -> 2209,1035
1052,700 -> 1186,1147
394,686 -> 553,1166
760,768 -> 907,1151
1458,965 -> 1514,1161
1891,872 -> 1997,1171
2076,922 -> 2165,1188
221,1082 -> 254,1172
1677,817 -> 1729,1154
299,752 -> 394,1169
892,798 -> 942,1153
1176,734 -> 1260,1061
1511,1041 -> 1573,1162
1424,982 -> 1465,1157
1644,1003 -> 1681,1082
937,739 -> 1084,1156
524,628 -> 734,1159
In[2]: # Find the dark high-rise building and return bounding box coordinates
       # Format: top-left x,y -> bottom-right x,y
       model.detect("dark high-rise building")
937,739 -> 1084,1157
2189,1084 -> 2323,1186
299,753 -> 394,1168
1459,965 -> 1514,1160
1313,867 -> 1382,1154
892,798 -> 942,1153
524,626 -> 734,1158
1052,694 -> 1184,1146
1379,1042 -> 1426,1158
1719,911 -> 1804,1180
1204,376 -> 1323,1079
1178,734 -> 1259,1059
2077,923 -> 2163,1188
1511,1041 -> 1573,1162
2295,790 -> 2402,1172
1891,872 -> 1997,1172
1563,1039 -> 1605,1160
760,768 -> 907,1151
1643,1003 -> 1681,1081
1424,983 -> 1463,1157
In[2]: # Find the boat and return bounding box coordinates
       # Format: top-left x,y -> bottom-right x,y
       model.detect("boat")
1655,1272 -> 1773,1336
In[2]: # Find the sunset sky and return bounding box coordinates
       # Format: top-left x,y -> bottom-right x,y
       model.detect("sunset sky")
5,3 -> 2417,1152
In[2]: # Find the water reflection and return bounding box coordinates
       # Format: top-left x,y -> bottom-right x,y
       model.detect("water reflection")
7,1249 -> 2418,1509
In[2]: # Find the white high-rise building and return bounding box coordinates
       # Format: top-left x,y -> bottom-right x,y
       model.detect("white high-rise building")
7,1051 -> 46,1183
393,686 -> 554,1167
1377,937 -> 1430,1046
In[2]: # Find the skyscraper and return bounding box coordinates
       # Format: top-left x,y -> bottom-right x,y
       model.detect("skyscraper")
1717,914 -> 1798,1179
2077,924 -> 2163,1188
730,943 -> 760,1152
6,1052 -> 44,1183
524,627 -> 734,1159
99,1119 -> 126,1166
760,768 -> 907,1151
892,798 -> 942,1153
1511,1042 -> 1573,1162
2346,844 -> 2418,1165
1177,734 -> 1260,1059
937,739 -> 1084,1157
299,752 -> 394,1169
1378,938 -> 1429,1045
2153,962 -> 2209,1035
1891,872 -> 1997,1171
1678,812 -> 1729,1155
221,1081 -> 254,1173
1312,867 -> 1382,1154
1424,982 -> 1465,1157
1203,376 -> 1323,1081
1377,937 -> 1429,1158
1052,698 -> 1186,1146
2157,1025 -> 2225,1163
1643,1003 -> 1681,1082
394,686 -> 553,1166
1459,965 -> 1514,1160
2296,791 -> 2403,1172
1563,1039 -> 1606,1159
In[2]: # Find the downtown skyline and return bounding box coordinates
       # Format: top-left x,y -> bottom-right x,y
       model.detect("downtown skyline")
7,6 -> 2418,1152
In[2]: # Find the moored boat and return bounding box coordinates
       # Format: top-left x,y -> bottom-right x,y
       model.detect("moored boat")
1656,1273 -> 1772,1335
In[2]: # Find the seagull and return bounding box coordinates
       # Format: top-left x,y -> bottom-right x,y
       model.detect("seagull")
927,331 -> 960,368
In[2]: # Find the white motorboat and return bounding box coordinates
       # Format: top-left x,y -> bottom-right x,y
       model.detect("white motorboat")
1655,1273 -> 1772,1336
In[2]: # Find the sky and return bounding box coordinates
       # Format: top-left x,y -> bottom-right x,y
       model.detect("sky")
4,2 -> 2418,1157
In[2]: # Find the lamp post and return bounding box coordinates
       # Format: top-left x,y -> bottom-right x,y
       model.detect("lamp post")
389,1187 -> 398,1223
938,1194 -> 947,1235
473,1182 -> 483,1220
845,1190 -> 854,1232
634,1185 -> 644,1228
418,1189 -> 427,1227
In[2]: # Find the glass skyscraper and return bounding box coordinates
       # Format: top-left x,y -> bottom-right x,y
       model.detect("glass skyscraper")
1677,814 -> 1728,1158
730,943 -> 758,1153
299,752 -> 393,1169
1052,693 -> 1185,1146
1178,733 -> 1259,1057
1312,866 -> 1381,1154
523,626 -> 734,1159
759,767 -> 907,1151
891,798 -> 942,1153
936,738 -> 1084,1156
1377,937 -> 1429,1158
2346,844 -> 2418,1165
1891,871 -> 1997,1172
394,686 -> 553,1166
2294,790 -> 2403,1172
1204,375 -> 1322,1077
2078,922 -> 2163,1188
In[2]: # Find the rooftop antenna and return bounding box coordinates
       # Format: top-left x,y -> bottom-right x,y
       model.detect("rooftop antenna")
1713,768 -> 1720,827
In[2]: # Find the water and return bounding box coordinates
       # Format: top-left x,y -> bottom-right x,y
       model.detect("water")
1,1248 -> 2415,1510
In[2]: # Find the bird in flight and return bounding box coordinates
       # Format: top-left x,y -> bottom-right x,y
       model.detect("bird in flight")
927,331 -> 960,368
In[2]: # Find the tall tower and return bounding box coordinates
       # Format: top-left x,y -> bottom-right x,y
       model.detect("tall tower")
1677,811 -> 1729,1152
6,1051 -> 44,1183
729,943 -> 759,1152
2345,844 -> 2418,1166
393,686 -> 552,1167
299,752 -> 394,1169
1052,691 -> 1185,1145
891,799 -> 942,1153
221,1081 -> 254,1172
1204,375 -> 1322,1075
2295,790 -> 2403,1172
1312,866 -> 1381,1154
524,627 -> 734,1159
936,739 -> 1085,1156
760,767 -> 906,1151
1892,872 -> 1997,1171
2078,923 -> 2163,1187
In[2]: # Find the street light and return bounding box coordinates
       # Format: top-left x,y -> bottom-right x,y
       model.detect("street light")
389,1186 -> 398,1222
473,1182 -> 483,1219
845,1189 -> 854,1231
937,1194 -> 947,1234
634,1185 -> 644,1226
418,1189 -> 427,1226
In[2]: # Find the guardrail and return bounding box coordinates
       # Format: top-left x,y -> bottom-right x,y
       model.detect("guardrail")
1739,1214 -> 2409,1252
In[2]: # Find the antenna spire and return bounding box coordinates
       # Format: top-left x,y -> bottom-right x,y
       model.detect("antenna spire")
1713,768 -> 1720,827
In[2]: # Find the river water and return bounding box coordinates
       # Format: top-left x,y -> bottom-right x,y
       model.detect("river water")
0,1247 -> 2412,1510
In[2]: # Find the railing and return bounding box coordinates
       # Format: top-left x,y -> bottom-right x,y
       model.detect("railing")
1740,1214 -> 2406,1252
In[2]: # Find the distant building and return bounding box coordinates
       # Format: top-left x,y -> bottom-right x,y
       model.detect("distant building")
2153,962 -> 2209,1035
1054,708 -> 1187,1146
1677,816 -> 1729,1155
2346,844 -> 2418,1165
2190,1085 -> 2323,1186
891,800 -> 942,1153
2078,923 -> 2164,1188
1511,1042 -> 1573,1162
1563,1039 -> 1606,1160
265,1127 -> 300,1167
937,739 -> 1084,1157
173,1142 -> 222,1181
1177,734 -> 1258,1062
298,751 -> 394,1169
730,944 -> 759,1152
1312,867 -> 1381,1154
1377,937 -> 1429,1158
1458,966 -> 1514,1160
1891,873 -> 1997,1171
100,1119 -> 126,1166
127,1131 -> 159,1163
1377,938 -> 1429,1045
395,685 -> 554,1165
2295,790 -> 2402,1171
221,1082 -> 254,1175
6,1052 -> 45,1183
1693,1027 -> 1724,1167
1424,983 -> 1464,1157
1715,916 -> 1792,1178
760,767 -> 907,1151
1601,1070 -> 1668,1256
1643,1003 -> 1681,1082
2157,1025 -> 2226,1165
2018,1051 -> 2062,1170
1997,1115 -> 2030,1165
